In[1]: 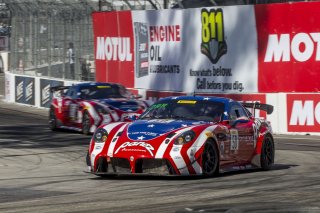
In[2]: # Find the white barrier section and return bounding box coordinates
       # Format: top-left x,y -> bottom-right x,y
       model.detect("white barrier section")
35,77 -> 41,107
1,52 -> 9,72
4,72 -> 14,103
266,93 -> 287,134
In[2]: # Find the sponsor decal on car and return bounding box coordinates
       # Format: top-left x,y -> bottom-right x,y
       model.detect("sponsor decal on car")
230,129 -> 239,151
114,142 -> 155,156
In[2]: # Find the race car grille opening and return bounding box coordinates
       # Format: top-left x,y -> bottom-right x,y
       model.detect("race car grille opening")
110,157 -> 131,173
135,159 -> 176,175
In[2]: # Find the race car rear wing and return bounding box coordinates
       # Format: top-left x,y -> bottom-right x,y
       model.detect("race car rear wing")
50,86 -> 70,93
242,102 -> 274,116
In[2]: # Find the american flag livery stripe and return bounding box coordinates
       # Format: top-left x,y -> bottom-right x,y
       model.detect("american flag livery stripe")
170,144 -> 190,175
83,102 -> 100,122
189,126 -> 218,174
91,122 -> 125,167
168,125 -> 218,175
106,123 -> 129,157
155,127 -> 193,159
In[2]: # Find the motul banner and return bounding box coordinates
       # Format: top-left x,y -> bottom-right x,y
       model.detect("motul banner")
93,11 -> 135,88
287,94 -> 320,132
256,2 -> 320,92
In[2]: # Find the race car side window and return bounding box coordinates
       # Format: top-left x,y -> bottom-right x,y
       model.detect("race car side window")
66,87 -> 77,99
229,103 -> 248,121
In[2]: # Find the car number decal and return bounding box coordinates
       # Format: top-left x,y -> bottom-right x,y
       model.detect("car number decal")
230,129 -> 239,150
69,103 -> 78,120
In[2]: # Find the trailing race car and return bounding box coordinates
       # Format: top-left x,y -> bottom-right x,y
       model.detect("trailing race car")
49,82 -> 148,134
87,96 -> 274,176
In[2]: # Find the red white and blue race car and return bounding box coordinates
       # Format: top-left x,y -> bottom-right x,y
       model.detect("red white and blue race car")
49,82 -> 148,134
87,96 -> 274,176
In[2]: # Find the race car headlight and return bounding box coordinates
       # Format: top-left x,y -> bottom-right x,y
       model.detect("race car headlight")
94,128 -> 108,143
174,130 -> 196,145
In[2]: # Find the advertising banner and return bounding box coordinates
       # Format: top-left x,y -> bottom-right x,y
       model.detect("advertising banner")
15,76 -> 35,105
132,6 -> 258,93
287,94 -> 320,132
40,79 -> 63,108
93,11 -> 134,88
93,6 -> 258,93
256,2 -> 320,92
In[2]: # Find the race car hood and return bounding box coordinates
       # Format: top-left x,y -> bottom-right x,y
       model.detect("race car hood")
94,98 -> 140,112
127,119 -> 207,140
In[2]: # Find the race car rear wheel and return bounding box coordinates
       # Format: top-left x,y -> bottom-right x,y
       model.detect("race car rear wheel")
202,140 -> 219,176
260,135 -> 274,171
82,111 -> 91,135
49,107 -> 57,131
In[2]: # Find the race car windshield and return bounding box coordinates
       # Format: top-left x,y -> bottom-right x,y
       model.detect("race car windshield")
140,99 -> 225,122
79,85 -> 129,99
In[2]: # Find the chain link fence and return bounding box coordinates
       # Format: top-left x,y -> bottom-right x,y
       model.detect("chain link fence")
3,0 -> 97,81
2,0 -> 176,81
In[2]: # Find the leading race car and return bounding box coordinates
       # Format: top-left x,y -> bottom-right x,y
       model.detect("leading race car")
87,96 -> 274,176
49,82 -> 148,134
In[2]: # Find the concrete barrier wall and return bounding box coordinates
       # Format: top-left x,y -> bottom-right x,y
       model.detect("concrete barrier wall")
6,71 -> 320,135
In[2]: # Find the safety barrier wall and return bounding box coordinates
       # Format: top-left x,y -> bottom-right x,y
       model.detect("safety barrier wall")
6,71 -> 320,135
4,72 -> 80,108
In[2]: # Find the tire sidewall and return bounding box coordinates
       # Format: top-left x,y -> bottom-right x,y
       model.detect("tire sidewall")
202,141 -> 219,176
82,111 -> 91,135
49,107 -> 57,130
261,135 -> 274,171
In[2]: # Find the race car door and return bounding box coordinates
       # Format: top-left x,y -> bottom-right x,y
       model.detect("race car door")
228,103 -> 255,164
62,86 -> 80,126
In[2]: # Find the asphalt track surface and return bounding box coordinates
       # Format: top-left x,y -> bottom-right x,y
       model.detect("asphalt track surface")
0,100 -> 320,213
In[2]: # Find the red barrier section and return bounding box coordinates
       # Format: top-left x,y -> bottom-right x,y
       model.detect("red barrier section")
256,2 -> 320,92
287,94 -> 320,132
92,11 -> 134,87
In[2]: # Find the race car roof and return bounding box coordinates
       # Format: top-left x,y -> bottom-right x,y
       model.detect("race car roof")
159,96 -> 232,105
73,82 -> 120,87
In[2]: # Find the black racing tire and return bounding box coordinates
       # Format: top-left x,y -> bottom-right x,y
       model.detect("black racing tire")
260,135 -> 275,171
49,107 -> 57,131
86,151 -> 91,167
95,157 -> 108,177
202,140 -> 219,176
82,111 -> 91,135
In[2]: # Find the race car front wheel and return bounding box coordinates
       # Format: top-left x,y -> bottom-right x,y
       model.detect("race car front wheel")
260,135 -> 274,171
202,140 -> 219,176
82,111 -> 91,135
49,107 -> 57,131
